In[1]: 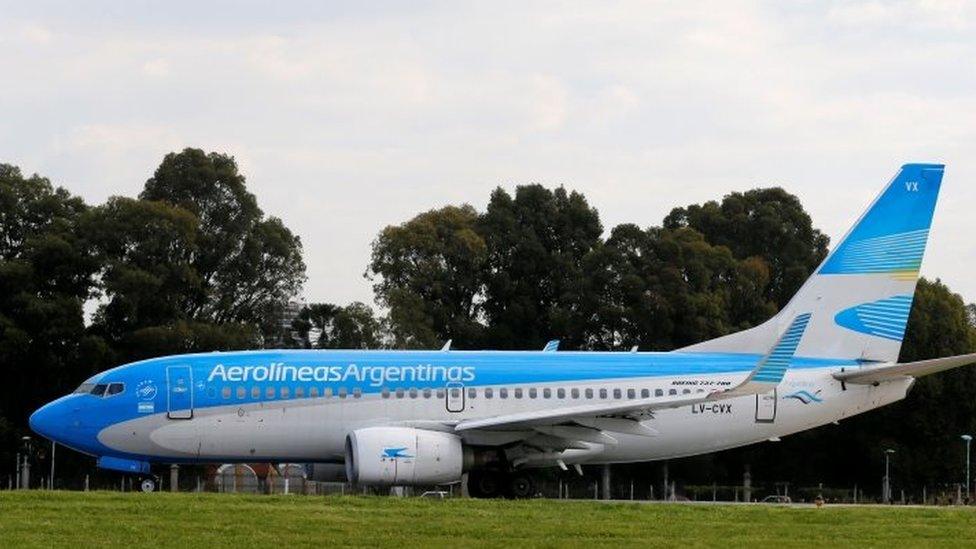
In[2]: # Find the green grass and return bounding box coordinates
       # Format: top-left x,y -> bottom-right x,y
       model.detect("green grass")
1,491 -> 975,548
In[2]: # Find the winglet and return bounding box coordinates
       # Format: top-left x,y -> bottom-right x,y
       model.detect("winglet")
719,313 -> 812,397
543,340 -> 560,352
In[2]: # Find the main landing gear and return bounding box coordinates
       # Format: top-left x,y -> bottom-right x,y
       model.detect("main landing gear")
467,469 -> 536,499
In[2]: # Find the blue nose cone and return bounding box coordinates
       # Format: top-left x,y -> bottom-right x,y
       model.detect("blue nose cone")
29,400 -> 61,440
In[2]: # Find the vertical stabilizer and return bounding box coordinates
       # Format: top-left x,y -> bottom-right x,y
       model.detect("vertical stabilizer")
681,163 -> 944,362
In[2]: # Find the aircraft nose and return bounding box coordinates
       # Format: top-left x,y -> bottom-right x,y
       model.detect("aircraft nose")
30,400 -> 66,441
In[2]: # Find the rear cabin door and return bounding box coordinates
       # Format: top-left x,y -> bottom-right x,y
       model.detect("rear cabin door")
445,382 -> 465,413
755,389 -> 776,423
167,365 -> 194,419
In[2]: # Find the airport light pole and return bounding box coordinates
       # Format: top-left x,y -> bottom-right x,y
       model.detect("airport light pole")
883,448 -> 895,504
963,435 -> 972,502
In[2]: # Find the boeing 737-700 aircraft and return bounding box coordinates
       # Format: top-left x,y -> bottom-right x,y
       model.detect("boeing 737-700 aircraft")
30,163 -> 976,497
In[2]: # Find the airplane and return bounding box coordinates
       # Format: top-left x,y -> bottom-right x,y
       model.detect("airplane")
29,162 -> 976,497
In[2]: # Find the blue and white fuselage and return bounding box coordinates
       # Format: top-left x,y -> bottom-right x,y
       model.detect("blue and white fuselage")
31,350 -> 906,463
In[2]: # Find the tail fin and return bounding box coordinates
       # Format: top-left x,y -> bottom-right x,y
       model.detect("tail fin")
681,163 -> 945,362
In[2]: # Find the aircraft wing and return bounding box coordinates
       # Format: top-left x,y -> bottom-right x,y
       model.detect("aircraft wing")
454,392 -> 716,434
833,353 -> 976,385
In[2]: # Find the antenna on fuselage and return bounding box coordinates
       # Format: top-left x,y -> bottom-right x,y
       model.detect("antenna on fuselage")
542,340 -> 560,352
441,339 -> 452,351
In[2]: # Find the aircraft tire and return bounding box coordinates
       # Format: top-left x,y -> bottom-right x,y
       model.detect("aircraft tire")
467,470 -> 504,499
140,478 -> 156,492
507,473 -> 535,499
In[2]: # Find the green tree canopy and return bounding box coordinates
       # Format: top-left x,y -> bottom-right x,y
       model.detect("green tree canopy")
369,205 -> 486,349
0,165 -> 109,467
664,187 -> 829,307
140,148 -> 306,336
479,185 -> 603,349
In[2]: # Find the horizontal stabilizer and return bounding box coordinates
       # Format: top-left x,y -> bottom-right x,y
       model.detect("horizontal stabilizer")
833,353 -> 976,384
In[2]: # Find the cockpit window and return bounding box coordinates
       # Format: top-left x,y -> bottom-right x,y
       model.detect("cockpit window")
90,384 -> 107,396
73,383 -> 95,394
106,383 -> 125,396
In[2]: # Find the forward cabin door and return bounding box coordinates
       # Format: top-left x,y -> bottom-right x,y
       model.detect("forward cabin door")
167,365 -> 194,419
755,389 -> 776,423
445,382 -> 465,413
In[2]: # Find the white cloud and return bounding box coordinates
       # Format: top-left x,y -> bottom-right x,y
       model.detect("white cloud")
1,2 -> 975,306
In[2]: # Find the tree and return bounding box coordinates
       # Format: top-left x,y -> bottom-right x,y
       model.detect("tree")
479,185 -> 603,349
0,165 -> 109,468
664,187 -> 829,308
291,302 -> 382,349
140,148 -> 306,337
584,224 -> 775,350
369,205 -> 486,349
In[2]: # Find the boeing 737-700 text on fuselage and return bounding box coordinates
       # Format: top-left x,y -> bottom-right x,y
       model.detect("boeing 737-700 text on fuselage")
30,163 -> 976,497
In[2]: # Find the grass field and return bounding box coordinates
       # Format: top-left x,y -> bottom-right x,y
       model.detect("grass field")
1,492 -> 975,548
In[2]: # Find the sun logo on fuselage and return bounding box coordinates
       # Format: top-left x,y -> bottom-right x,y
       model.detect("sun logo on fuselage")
783,389 -> 823,405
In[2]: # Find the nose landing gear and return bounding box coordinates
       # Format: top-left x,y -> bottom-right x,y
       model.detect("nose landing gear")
140,477 -> 157,492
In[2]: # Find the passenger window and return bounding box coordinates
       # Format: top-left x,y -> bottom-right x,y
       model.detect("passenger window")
107,383 -> 124,396
237,386 -> 246,399
529,388 -> 537,399
514,388 -> 523,399
668,389 -> 677,396
641,388 -> 650,398
395,388 -> 405,398
91,384 -> 107,397
556,388 -> 566,399
599,388 -> 608,399
613,388 -> 622,399
207,387 -> 216,399
696,388 -> 704,393
627,388 -> 636,399
353,387 -> 362,398
408,388 -> 418,399
266,387 -> 275,399
310,387 -> 319,398
585,388 -> 594,399
450,387 -> 461,398
324,387 -> 333,398
338,387 -> 348,398
251,387 -> 260,399
296,387 -> 305,398
682,388 -> 691,395
571,388 -> 580,399
423,388 -> 432,399
436,388 -> 445,399
543,388 -> 552,399
655,388 -> 663,397
468,388 -> 477,399
499,388 -> 508,399
222,387 -> 231,399
485,388 -> 493,399
381,387 -> 390,399
280,387 -> 290,399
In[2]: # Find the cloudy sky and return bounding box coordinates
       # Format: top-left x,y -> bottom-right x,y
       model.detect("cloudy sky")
3,1 -> 975,307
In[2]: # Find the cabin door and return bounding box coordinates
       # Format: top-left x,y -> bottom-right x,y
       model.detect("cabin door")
755,389 -> 776,423
166,365 -> 194,419
445,382 -> 465,413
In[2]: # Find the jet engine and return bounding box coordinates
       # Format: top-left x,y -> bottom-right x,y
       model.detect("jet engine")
345,427 -> 464,486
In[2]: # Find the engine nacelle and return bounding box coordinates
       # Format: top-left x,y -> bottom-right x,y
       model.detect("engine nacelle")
345,427 -> 464,486
305,463 -> 348,483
